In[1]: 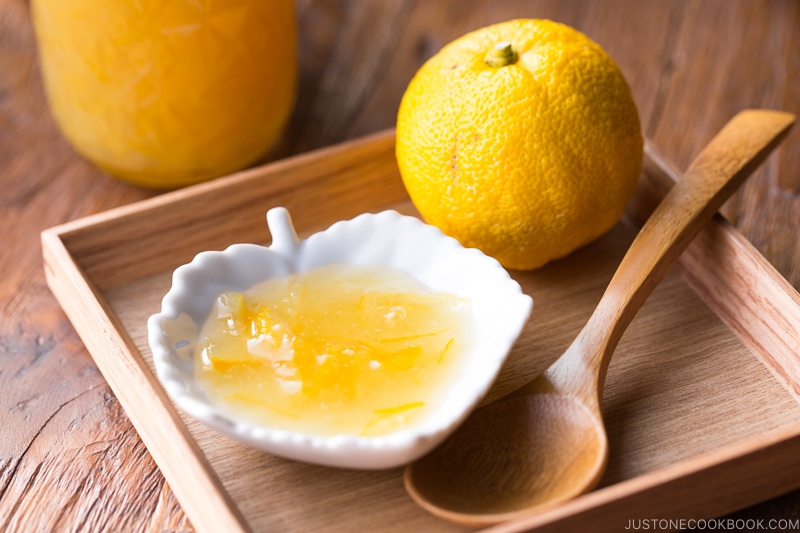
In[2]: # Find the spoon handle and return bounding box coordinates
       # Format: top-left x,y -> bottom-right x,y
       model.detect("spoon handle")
559,109 -> 795,405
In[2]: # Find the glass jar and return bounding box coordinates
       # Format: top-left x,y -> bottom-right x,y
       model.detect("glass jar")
31,0 -> 297,188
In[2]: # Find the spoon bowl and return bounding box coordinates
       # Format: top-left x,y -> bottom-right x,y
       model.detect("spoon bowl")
405,109 -> 795,525
408,393 -> 606,523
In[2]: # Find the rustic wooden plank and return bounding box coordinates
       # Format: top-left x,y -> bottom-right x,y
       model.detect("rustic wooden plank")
3,0 -> 800,530
640,0 -> 800,287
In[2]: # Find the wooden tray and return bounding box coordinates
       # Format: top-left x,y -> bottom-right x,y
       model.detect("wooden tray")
42,130 -> 800,533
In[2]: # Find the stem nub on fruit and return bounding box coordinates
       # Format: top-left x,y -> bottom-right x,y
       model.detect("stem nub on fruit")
485,42 -> 518,67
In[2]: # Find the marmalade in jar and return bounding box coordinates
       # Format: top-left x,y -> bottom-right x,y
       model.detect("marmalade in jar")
31,0 -> 296,188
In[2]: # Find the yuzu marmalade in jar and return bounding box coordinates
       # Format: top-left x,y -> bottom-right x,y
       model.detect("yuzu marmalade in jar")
31,0 -> 297,188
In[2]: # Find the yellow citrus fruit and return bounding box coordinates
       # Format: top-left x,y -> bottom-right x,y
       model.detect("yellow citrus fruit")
396,19 -> 643,270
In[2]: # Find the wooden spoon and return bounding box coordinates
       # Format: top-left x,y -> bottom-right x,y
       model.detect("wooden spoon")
405,109 -> 795,527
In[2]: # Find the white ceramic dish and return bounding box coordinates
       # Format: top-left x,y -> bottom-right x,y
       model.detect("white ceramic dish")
148,207 -> 532,469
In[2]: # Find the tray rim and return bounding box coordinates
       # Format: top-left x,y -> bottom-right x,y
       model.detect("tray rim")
41,129 -> 800,533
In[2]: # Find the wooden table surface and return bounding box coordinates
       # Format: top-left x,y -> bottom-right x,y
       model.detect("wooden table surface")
2,0 -> 799,531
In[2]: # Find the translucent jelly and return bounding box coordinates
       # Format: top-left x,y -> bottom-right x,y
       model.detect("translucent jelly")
195,264 -> 473,436
31,0 -> 296,187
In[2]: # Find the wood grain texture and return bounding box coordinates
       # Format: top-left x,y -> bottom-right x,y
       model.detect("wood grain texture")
2,0 -> 800,531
